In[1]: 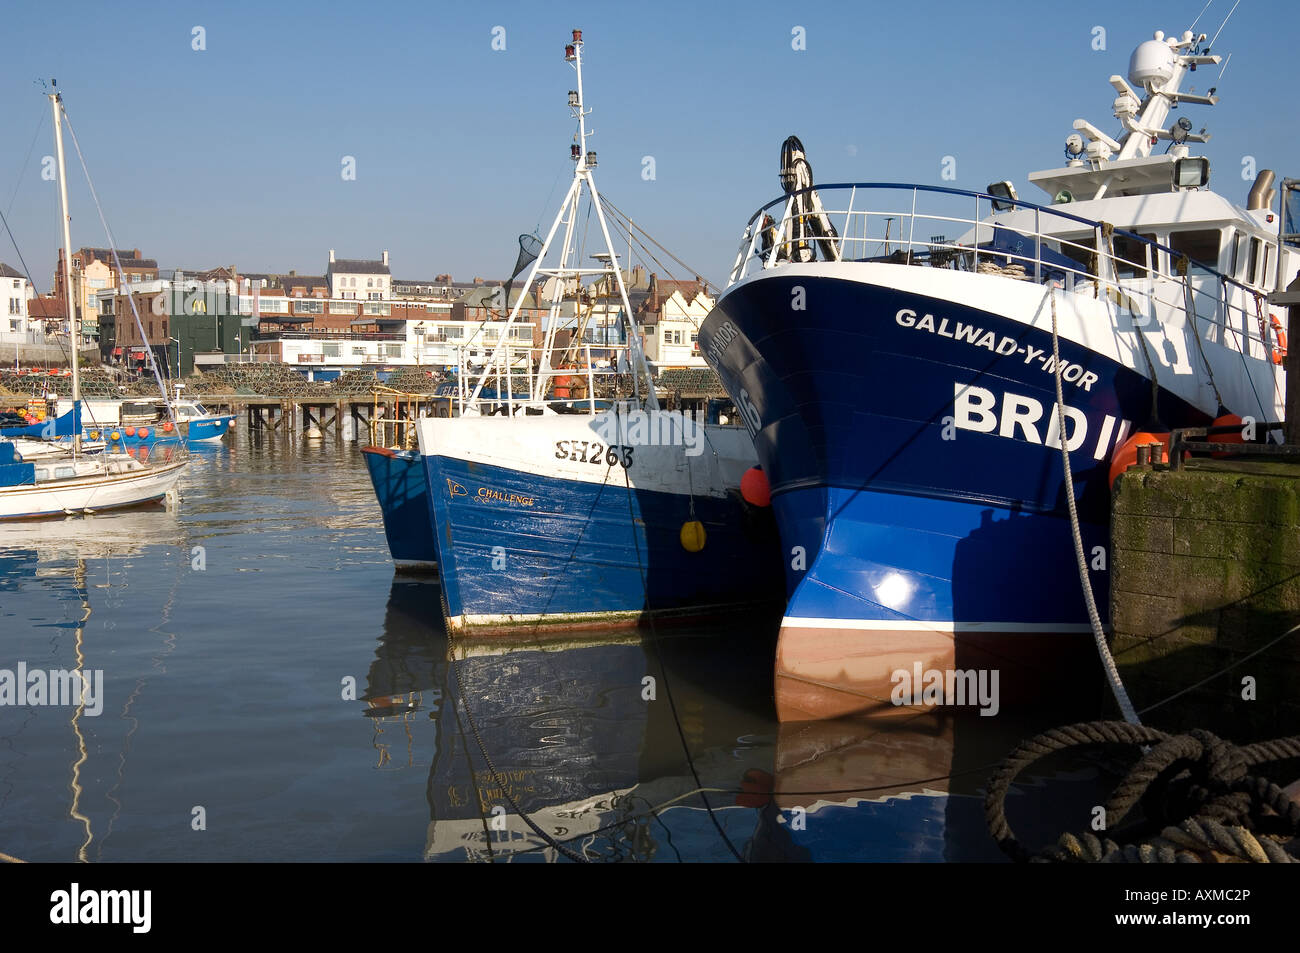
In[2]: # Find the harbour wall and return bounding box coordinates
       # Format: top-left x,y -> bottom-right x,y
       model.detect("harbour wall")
1110,461 -> 1300,739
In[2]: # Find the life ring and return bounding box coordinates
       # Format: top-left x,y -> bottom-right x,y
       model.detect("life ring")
1270,314 -> 1287,365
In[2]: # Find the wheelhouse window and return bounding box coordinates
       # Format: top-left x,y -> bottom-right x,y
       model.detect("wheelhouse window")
1168,229 -> 1222,275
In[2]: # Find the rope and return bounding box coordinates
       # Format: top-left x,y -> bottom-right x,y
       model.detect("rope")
58,106 -> 185,446
1049,287 -> 1140,724
985,719 -> 1300,862
1103,225 -> 1162,427
1178,259 -> 1225,410
616,404 -> 745,862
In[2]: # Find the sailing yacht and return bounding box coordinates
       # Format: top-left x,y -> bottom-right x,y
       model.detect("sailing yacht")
0,82 -> 186,520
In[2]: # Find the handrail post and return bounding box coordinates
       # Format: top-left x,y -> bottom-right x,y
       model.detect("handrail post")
907,187 -> 917,259
1034,207 -> 1042,284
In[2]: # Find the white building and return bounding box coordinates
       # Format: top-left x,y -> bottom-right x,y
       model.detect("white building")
327,250 -> 391,300
642,285 -> 713,369
0,263 -> 38,341
255,318 -> 537,378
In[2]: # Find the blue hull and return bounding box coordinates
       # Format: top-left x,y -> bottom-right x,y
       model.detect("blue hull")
93,415 -> 234,447
422,454 -> 783,631
362,446 -> 438,570
701,271 -> 1214,719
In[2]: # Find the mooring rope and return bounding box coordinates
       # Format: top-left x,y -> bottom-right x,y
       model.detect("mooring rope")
1049,287 -> 1140,724
985,720 -> 1300,862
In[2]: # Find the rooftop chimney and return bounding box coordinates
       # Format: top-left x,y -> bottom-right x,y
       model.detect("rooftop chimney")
329,249 -> 335,263
382,250 -> 389,267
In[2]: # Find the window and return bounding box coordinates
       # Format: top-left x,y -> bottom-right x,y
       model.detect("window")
352,346 -> 366,356
1110,233 -> 1154,279
367,278 -> 373,289
1246,237 -> 1262,285
382,343 -> 403,358
329,301 -> 355,315
362,302 -> 390,316
322,342 -> 340,357
294,300 -> 323,314
1169,229 -> 1221,274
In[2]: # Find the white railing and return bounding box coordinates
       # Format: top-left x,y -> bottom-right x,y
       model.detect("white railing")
729,182 -> 1287,363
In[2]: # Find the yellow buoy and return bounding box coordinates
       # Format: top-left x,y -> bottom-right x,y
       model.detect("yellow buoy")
110,430 -> 121,441
680,520 -> 706,553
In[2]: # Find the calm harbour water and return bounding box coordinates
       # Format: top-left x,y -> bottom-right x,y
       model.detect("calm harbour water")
0,432 -> 1109,863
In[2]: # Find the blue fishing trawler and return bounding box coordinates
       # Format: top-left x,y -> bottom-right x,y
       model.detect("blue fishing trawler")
700,27 -> 1294,720
361,444 -> 437,571
413,29 -> 782,633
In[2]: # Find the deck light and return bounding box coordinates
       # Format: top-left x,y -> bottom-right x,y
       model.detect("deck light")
1174,156 -> 1210,190
571,144 -> 581,161
585,151 -> 597,168
568,90 -> 579,107
572,29 -> 582,43
987,180 -> 1018,212
564,44 -> 575,61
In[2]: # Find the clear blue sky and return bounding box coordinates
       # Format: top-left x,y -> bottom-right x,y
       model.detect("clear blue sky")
1,0 -> 1294,292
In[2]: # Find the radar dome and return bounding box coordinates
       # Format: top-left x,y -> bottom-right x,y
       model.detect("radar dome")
1129,40 -> 1175,89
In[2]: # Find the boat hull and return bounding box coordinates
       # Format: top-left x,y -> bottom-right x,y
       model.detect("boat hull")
361,446 -> 438,571
701,266 -> 1218,720
99,415 -> 234,446
415,413 -> 783,633
0,459 -> 188,520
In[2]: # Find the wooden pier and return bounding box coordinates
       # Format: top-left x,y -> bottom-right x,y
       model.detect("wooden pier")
198,393 -> 454,443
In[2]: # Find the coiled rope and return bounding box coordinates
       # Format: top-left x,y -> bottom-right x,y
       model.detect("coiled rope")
985,720 -> 1300,862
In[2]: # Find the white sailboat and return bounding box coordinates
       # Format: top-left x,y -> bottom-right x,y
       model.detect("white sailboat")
0,82 -> 186,521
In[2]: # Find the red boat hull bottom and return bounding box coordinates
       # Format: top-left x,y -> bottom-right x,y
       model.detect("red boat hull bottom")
774,620 -> 1106,722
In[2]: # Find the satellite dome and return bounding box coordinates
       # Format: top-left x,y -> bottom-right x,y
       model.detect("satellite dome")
1129,39 -> 1175,90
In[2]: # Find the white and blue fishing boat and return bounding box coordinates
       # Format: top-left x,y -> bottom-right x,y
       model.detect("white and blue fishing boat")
700,26 -> 1296,720
413,29 -> 782,633
83,398 -> 234,449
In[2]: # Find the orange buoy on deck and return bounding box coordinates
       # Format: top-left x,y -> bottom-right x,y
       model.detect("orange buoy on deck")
1208,413 -> 1247,458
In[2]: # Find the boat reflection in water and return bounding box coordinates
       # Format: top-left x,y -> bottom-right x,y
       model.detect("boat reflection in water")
0,506 -> 189,863
362,578 -> 1111,862
364,577 -> 784,862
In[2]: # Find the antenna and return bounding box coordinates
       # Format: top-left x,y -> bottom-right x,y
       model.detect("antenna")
1208,0 -> 1242,49
1189,0 -> 1214,33
1215,51 -> 1232,84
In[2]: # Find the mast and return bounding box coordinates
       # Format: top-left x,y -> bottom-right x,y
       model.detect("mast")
50,82 -> 80,456
464,29 -> 655,411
